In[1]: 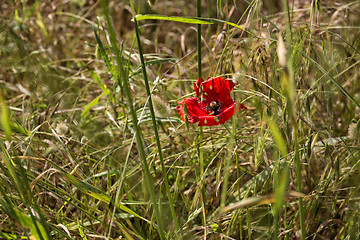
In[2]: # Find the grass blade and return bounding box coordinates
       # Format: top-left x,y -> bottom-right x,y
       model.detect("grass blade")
100,0 -> 165,238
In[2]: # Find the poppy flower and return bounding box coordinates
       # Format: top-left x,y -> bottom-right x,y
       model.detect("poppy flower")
176,77 -> 246,126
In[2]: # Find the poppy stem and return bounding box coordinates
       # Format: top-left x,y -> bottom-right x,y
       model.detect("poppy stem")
197,0 -> 203,176
196,1 -> 207,238
220,118 -> 237,215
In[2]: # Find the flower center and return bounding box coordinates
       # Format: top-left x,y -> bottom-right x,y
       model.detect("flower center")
206,101 -> 221,115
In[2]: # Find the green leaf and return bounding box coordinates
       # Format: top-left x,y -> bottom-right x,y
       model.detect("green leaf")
0,91 -> 11,140
267,118 -> 287,157
93,27 -> 117,83
10,120 -> 31,136
183,101 -> 190,131
16,209 -> 49,240
135,14 -> 252,34
272,165 -> 289,219
77,219 -> 88,240
82,91 -> 106,119
0,232 -> 28,239
135,14 -> 213,25
0,199 -> 49,240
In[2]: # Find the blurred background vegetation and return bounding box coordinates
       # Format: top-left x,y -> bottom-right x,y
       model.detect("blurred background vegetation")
1,0 -> 360,239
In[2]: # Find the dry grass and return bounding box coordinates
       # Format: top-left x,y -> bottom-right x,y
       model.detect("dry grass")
1,0 -> 360,239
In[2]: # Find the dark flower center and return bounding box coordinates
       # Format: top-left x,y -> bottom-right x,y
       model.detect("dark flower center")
206,101 -> 221,115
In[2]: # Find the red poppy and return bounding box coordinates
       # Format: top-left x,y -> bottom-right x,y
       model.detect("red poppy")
176,77 -> 246,126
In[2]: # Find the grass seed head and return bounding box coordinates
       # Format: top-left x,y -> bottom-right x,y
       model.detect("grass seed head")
348,120 -> 360,140
152,94 -> 171,118
277,33 -> 287,68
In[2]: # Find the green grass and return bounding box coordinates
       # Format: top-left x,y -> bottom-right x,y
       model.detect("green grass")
1,0 -> 360,239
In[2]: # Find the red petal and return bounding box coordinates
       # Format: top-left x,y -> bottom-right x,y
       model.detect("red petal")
198,115 -> 221,126
193,77 -> 204,98
235,103 -> 247,110
178,78 -> 247,127
201,77 -> 235,107
198,103 -> 233,126
177,97 -> 209,124
218,104 -> 235,123
197,102 -> 247,126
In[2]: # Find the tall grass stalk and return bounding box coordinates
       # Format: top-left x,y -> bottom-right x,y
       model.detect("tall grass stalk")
130,1 -> 180,238
282,0 -> 305,238
197,1 -> 207,238
213,1 -> 252,77
196,0 -> 203,176
197,0 -> 202,79
268,116 -> 289,239
99,1 -> 165,239
220,110 -> 237,213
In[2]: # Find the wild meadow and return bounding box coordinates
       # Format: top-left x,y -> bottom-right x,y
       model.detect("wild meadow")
1,0 -> 360,239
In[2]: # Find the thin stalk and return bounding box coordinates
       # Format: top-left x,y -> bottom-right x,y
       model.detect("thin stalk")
283,0 -> 293,41
213,0 -> 252,76
197,0 -> 202,79
294,123 -> 305,239
282,0 -> 305,238
196,0 -> 203,182
198,128 -> 204,177
220,119 -> 236,212
99,1 -> 165,239
197,1 -> 207,239
131,4 -> 180,239
221,105 -> 237,212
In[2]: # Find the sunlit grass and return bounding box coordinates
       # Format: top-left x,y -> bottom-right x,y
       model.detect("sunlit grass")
1,0 -> 360,239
